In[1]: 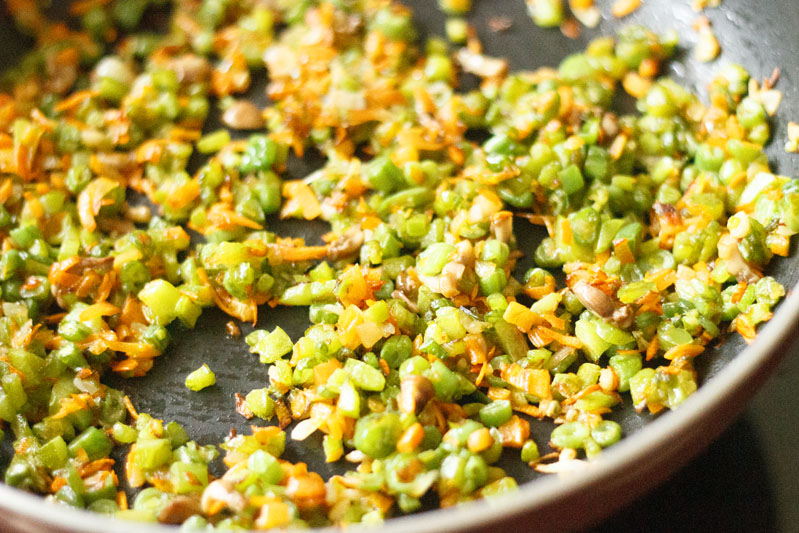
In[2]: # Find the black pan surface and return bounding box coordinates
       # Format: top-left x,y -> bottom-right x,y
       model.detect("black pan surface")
0,0 -> 798,531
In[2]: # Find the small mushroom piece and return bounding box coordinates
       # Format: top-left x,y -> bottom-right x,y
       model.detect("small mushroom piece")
572,5 -> 601,28
572,281 -> 615,319
786,121 -> 799,153
234,392 -> 253,419
92,56 -> 134,87
285,471 -> 327,510
201,480 -> 248,515
124,204 -> 152,224
601,112 -> 620,139
333,12 -> 363,35
454,240 -> 475,267
487,15 -> 513,33
77,256 -> 115,271
326,226 -> 364,261
490,211 -> 513,243
170,54 -> 211,84
46,52 -> 78,94
455,48 -> 509,79
264,45 -> 296,78
418,274 -> 445,296
222,100 -> 266,130
158,496 -> 202,525
395,271 -> 420,301
439,262 -> 466,298
398,375 -> 436,414
391,290 -> 419,313
718,234 -> 761,283
611,304 -> 634,329
693,16 -> 720,63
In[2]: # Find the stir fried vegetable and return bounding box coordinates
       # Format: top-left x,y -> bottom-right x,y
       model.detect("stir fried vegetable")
0,0 -> 794,528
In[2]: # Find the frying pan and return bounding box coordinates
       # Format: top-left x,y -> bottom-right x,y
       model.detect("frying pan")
1,0 -> 798,531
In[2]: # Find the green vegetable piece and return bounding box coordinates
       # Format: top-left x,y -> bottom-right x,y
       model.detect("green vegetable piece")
134,438 -> 173,471
479,400 -> 513,427
529,0 -> 564,27
558,164 -> 585,195
112,423 -> 138,444
591,420 -> 622,448
245,388 -> 275,420
169,461 -> 209,494
417,243 -> 455,276
366,155 -> 405,193
246,327 -> 294,363
344,359 -> 386,391
138,280 -> 182,326
196,129 -> 231,154
337,379 -> 361,418
40,436 -> 69,470
185,364 -> 216,391
240,135 -> 278,173
353,412 -> 402,459
69,427 -> 113,461
247,449 -> 284,485
550,421 -> 590,450
521,440 -> 540,463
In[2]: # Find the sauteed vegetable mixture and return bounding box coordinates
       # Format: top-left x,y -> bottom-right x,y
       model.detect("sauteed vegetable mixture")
0,0 -> 794,528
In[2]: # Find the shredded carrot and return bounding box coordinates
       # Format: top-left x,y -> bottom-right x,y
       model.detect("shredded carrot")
639,57 -> 660,78
203,203 -> 263,232
525,274 -> 556,300
518,213 -> 556,237
609,134 -> 628,160
0,177 -> 12,203
378,357 -> 390,376
636,290 -> 663,315
163,178 -> 200,211
52,393 -> 94,419
514,403 -> 543,419
558,217 -> 573,245
116,491 -> 128,511
770,234 -> 790,257
123,395 -> 139,420
396,422 -> 425,453
475,361 -> 489,387
281,181 -> 323,221
663,343 -> 705,360
730,282 -> 747,304
51,477 -> 68,493
497,415 -> 530,448
501,364 -> 552,399
503,302 -> 545,332
79,302 -> 121,322
734,313 -> 759,344
312,359 -> 342,386
623,72 -> 653,99
646,336 -> 659,361
169,127 -> 202,141
54,89 -> 99,113
645,268 -> 677,291
265,242 -> 329,264
487,387 -> 512,400
78,458 -> 115,478
529,326 -> 583,349
613,238 -> 636,264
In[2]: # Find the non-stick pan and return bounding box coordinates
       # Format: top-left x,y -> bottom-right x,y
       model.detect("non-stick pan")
1,0 -> 798,531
